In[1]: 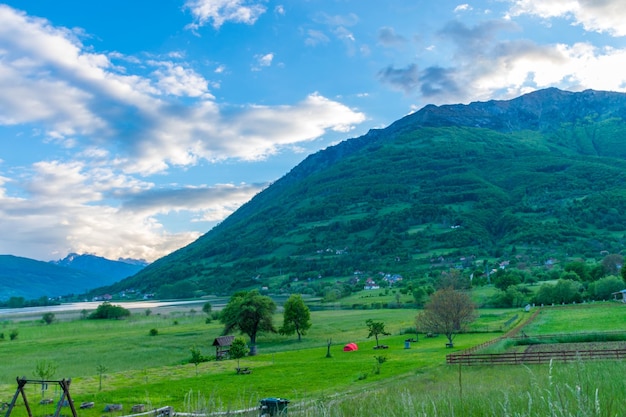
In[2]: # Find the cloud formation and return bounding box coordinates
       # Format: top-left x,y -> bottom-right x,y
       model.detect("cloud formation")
377,11 -> 626,105
507,0 -> 626,37
184,0 -> 267,30
0,4 -> 366,261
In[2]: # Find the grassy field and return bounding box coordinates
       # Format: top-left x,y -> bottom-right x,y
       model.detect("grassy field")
0,301 -> 623,417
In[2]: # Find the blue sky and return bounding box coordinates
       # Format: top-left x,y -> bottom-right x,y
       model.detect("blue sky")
1,0 -> 626,262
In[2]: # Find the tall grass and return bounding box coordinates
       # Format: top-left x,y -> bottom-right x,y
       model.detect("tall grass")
294,360 -> 625,417
0,304 -> 622,417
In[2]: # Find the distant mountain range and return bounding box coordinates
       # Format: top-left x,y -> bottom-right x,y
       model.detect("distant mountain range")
63,89 -> 626,297
0,253 -> 147,301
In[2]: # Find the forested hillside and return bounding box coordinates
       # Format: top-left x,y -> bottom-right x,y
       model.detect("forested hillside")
0,254 -> 146,302
102,88 -> 626,298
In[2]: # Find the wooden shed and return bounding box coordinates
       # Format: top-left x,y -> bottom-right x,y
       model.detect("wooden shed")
213,335 -> 235,360
611,289 -> 626,303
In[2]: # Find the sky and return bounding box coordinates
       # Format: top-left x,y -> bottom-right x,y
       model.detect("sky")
2,0 -> 626,263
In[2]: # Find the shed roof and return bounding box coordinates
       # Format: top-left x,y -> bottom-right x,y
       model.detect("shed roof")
212,335 -> 235,347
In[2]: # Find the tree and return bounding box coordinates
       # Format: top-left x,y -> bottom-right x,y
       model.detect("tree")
366,319 -> 390,348
590,275 -> 624,300
229,337 -> 249,372
493,271 -> 522,291
534,279 -> 582,305
202,301 -> 213,323
189,346 -> 207,376
601,254 -> 623,276
88,302 -> 130,319
34,360 -> 57,398
42,312 -> 55,325
564,261 -> 591,281
220,290 -> 277,352
96,363 -> 108,391
416,288 -> 475,348
279,294 -> 311,341
412,287 -> 426,306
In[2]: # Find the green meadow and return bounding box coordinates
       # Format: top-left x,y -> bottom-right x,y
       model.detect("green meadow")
0,302 -> 624,417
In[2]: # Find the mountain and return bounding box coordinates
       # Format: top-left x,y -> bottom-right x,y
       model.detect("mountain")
0,254 -> 147,301
104,88 -> 626,297
51,253 -> 148,281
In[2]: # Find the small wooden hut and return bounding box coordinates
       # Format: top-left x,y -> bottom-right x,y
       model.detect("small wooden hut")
213,335 -> 235,360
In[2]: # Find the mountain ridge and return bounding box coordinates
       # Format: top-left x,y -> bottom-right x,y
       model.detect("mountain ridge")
0,253 -> 147,301
89,88 -> 626,297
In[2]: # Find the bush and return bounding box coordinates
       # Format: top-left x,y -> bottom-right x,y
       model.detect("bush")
149,328 -> 159,336
88,302 -> 131,320
9,329 -> 18,340
42,312 -> 55,325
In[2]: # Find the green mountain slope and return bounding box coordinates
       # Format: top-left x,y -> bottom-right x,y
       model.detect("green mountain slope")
0,254 -> 146,301
107,88 -> 626,296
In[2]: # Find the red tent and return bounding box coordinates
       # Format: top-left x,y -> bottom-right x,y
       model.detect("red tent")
343,343 -> 358,351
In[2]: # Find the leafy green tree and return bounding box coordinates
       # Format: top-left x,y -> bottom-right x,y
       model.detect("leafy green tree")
416,288 -> 475,348
89,302 -> 130,319
490,286 -> 526,308
96,363 -> 108,391
534,279 -> 582,305
493,271 -> 522,291
202,301 -> 213,323
366,319 -> 391,348
279,294 -> 311,341
41,312 -> 55,325
7,297 -> 25,308
220,290 -> 277,351
189,346 -> 208,376
564,261 -> 591,281
34,360 -> 57,398
601,254 -> 623,276
373,355 -> 387,375
412,287 -> 426,306
229,337 -> 249,371
590,276 -> 624,300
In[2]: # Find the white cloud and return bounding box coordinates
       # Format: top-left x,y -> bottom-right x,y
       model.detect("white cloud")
0,5 -> 366,175
454,4 -> 473,13
507,0 -> 626,36
0,158 -> 266,261
0,5 -> 368,262
184,0 -> 267,30
149,62 -> 213,97
472,42 -> 626,97
252,53 -> 274,71
420,19 -> 626,104
305,29 -> 330,46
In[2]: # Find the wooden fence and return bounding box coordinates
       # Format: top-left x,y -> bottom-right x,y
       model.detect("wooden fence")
447,348 -> 626,365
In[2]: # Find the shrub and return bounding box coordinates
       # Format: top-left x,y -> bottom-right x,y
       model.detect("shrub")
88,302 -> 130,320
149,328 -> 159,336
9,329 -> 18,340
42,312 -> 55,325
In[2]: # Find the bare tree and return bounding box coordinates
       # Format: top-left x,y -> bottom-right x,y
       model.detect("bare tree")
416,287 -> 475,348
